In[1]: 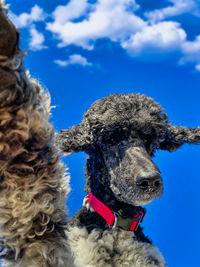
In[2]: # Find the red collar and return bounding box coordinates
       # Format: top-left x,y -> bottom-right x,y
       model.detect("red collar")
86,193 -> 146,232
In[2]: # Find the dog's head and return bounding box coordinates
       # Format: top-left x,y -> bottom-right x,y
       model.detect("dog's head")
58,93 -> 200,206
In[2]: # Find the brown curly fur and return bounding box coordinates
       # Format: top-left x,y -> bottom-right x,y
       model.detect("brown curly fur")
0,3 -> 73,266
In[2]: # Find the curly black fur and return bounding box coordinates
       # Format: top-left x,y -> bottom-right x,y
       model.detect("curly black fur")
58,93 -> 200,266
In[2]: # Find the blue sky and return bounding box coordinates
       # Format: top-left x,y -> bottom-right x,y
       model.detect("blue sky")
4,1 -> 200,266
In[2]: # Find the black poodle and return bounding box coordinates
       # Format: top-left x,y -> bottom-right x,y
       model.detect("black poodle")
58,93 -> 200,267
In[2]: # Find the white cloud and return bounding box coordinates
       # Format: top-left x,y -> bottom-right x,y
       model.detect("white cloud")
122,21 -> 186,55
46,0 -> 145,49
9,5 -> 47,51
196,64 -> 200,71
29,25 -> 47,51
51,0 -> 89,24
9,5 -> 46,28
145,0 -> 196,23
54,54 -> 93,67
180,35 -> 200,70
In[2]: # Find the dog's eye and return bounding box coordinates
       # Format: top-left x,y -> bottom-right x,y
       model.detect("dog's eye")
144,140 -> 159,157
144,139 -> 151,150
98,127 -> 129,144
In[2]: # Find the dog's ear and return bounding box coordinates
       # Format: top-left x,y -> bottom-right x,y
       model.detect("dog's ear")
57,122 -> 94,153
159,125 -> 200,152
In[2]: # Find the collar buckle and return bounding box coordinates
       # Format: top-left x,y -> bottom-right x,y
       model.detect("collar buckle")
113,208 -> 146,231
112,212 -> 134,230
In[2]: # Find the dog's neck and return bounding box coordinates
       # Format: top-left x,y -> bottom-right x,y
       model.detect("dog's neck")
85,177 -> 141,219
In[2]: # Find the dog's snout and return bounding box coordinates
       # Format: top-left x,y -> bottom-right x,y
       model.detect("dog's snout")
136,174 -> 162,192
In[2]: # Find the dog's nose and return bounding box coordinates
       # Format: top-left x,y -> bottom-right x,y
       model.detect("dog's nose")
136,174 -> 162,192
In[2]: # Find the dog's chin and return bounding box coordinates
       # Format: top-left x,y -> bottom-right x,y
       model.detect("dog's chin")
133,199 -> 154,206
113,192 -> 155,207
113,190 -> 162,207
133,191 -> 163,206
111,182 -> 163,207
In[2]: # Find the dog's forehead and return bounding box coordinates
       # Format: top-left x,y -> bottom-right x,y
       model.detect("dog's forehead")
83,93 -> 166,126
